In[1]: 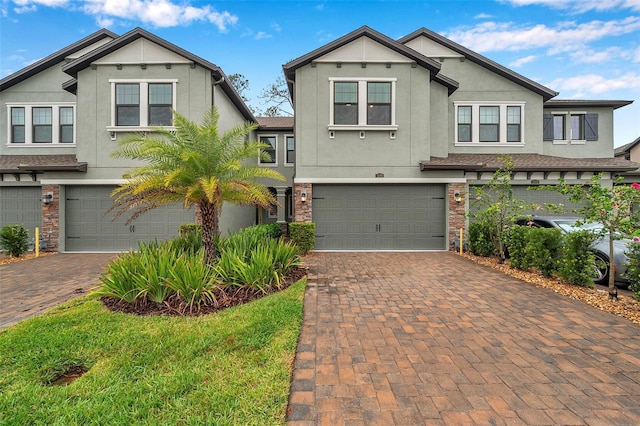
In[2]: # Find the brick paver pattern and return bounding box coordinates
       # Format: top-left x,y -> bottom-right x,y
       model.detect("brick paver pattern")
0,253 -> 116,329
287,252 -> 640,425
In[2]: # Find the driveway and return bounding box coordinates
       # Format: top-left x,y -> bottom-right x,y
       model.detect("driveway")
0,253 -> 116,329
288,252 -> 640,425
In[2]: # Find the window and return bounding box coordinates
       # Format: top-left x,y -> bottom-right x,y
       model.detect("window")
6,104 -> 75,145
149,83 -> 173,126
329,78 -> 397,129
543,112 -> 598,142
59,107 -> 74,143
479,106 -> 499,142
553,115 -> 565,140
455,102 -> 525,144
33,107 -> 52,143
367,82 -> 391,125
285,135 -> 295,165
110,80 -> 177,130
334,82 -> 358,125
507,106 -> 521,142
259,135 -> 277,165
11,107 -> 25,143
571,114 -> 585,140
457,106 -> 472,142
116,83 -> 140,126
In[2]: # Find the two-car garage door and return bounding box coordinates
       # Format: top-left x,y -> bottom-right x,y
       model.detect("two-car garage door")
65,186 -> 194,251
312,184 -> 446,250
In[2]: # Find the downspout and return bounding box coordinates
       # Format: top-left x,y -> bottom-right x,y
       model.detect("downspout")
211,72 -> 225,107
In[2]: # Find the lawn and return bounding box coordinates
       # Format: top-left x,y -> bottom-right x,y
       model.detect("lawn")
0,279 -> 306,425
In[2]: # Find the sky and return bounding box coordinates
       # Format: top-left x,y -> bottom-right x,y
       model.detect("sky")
1,0 -> 639,146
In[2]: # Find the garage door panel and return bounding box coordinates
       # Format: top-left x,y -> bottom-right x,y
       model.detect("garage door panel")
313,184 -> 446,250
0,186 -> 41,238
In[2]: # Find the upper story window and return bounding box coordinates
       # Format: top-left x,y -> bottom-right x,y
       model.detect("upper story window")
329,78 -> 397,130
455,102 -> 525,145
259,135 -> 277,165
543,112 -> 598,144
109,79 -> 177,131
6,104 -> 75,145
285,135 -> 295,165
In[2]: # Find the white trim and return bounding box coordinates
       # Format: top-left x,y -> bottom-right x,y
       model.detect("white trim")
110,80 -> 177,128
6,104 -> 76,145
294,177 -> 467,184
284,134 -> 295,166
41,179 -> 126,185
454,101 -> 526,145
108,78 -> 179,83
329,78 -> 397,129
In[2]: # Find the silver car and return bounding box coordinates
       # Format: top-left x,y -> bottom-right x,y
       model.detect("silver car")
514,216 -> 630,285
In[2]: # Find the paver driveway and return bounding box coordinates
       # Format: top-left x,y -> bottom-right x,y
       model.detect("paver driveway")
0,253 -> 116,329
287,252 -> 640,425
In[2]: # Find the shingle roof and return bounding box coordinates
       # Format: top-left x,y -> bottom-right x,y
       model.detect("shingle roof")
545,100 -> 633,110
0,155 -> 87,173
256,116 -> 294,130
420,153 -> 640,172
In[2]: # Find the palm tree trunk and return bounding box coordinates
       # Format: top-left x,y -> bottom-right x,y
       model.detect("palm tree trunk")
198,201 -> 219,266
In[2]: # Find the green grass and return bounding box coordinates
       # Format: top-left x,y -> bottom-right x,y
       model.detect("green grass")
0,279 -> 306,426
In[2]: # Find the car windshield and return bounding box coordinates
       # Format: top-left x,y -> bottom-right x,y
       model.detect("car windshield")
554,219 -> 604,234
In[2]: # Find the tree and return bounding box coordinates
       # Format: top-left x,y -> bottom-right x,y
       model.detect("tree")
109,107 -> 285,265
549,175 -> 640,299
228,73 -> 257,114
469,155 -> 533,262
258,76 -> 293,116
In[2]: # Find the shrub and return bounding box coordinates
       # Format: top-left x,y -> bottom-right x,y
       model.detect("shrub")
468,221 -> 495,257
0,225 -> 29,257
508,225 -> 533,270
526,227 -> 562,277
166,250 -> 219,311
557,230 -> 596,287
625,237 -> 640,300
173,223 -> 203,253
289,222 -> 315,255
262,222 -> 283,239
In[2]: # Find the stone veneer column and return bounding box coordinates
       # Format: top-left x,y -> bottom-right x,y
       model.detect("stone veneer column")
293,183 -> 312,223
41,184 -> 60,252
449,183 -> 467,251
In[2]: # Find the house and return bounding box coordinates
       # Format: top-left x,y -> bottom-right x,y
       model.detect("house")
0,28 -> 262,252
2,25 -> 636,253
283,26 -> 637,250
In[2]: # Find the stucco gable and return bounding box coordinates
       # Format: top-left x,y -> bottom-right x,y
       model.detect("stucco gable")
93,38 -> 191,65
403,36 -> 462,59
316,36 -> 415,64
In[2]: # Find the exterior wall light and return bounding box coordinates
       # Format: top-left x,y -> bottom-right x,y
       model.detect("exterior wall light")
454,190 -> 462,204
42,192 -> 53,205
300,191 -> 307,203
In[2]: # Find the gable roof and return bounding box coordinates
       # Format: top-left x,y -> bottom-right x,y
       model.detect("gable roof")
282,26 -> 458,96
615,136 -> 640,157
0,29 -> 117,91
61,27 -> 255,122
398,28 -> 558,101
420,153 -> 640,173
545,99 -> 633,110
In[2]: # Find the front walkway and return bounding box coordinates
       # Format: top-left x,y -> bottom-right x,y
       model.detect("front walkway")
287,252 -> 640,425
0,253 -> 116,329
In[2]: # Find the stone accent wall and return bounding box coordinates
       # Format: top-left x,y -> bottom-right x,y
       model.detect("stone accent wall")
449,183 -> 466,251
294,183 -> 312,223
41,184 -> 60,252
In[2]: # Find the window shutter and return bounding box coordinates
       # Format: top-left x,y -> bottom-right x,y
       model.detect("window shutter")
585,113 -> 598,141
543,114 -> 553,141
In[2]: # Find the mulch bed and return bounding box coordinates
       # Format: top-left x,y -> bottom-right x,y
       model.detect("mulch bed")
100,266 -> 308,317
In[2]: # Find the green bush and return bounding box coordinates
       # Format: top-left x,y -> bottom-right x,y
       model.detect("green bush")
508,225 -> 533,270
289,222 -> 315,255
624,237 -> 640,300
0,225 -> 29,257
262,222 -> 283,239
468,221 -> 495,257
557,230 -> 596,287
526,227 -> 562,277
173,223 -> 203,253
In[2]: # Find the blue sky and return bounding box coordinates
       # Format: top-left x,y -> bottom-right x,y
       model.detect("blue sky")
1,0 -> 639,146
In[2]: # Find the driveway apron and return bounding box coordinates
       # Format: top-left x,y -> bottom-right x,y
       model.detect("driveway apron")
0,253 -> 116,329
287,252 -> 640,425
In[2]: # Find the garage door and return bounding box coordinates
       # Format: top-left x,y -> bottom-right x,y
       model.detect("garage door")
65,186 -> 194,251
313,184 -> 446,250
470,185 -> 582,217
0,186 -> 41,239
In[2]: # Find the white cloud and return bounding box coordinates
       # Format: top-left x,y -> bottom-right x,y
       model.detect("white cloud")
474,13 -> 493,19
504,0 -> 640,12
254,31 -> 271,40
634,47 -> 640,62
13,0 -> 68,6
509,55 -> 537,67
315,3 -> 324,11
548,72 -> 640,96
570,47 -> 622,64
445,17 -> 640,55
271,23 -> 281,32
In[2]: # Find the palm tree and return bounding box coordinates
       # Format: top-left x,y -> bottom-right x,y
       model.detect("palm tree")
109,107 -> 285,265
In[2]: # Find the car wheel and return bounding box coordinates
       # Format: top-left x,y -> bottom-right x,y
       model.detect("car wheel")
593,252 -> 610,285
